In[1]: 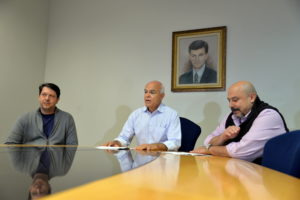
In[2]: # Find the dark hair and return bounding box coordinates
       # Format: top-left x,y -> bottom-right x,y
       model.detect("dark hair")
39,83 -> 60,98
188,40 -> 209,53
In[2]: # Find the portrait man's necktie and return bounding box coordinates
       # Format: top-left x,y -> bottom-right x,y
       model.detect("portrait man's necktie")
194,73 -> 199,83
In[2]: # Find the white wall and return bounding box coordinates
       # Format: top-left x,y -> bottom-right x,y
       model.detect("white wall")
0,0 -> 49,143
1,0 -> 299,147
44,0 -> 300,146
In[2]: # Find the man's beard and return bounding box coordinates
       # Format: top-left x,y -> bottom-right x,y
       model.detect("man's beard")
231,107 -> 244,118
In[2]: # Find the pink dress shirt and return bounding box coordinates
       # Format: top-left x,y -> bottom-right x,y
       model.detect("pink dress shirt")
204,109 -> 287,161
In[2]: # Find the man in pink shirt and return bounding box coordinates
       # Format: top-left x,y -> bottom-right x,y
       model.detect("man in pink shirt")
191,81 -> 289,163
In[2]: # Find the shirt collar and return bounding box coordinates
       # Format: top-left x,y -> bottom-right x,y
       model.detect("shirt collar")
143,103 -> 165,113
193,64 -> 206,77
37,107 -> 59,115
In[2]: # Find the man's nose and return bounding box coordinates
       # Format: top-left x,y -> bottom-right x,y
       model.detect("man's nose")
195,56 -> 200,61
34,186 -> 41,194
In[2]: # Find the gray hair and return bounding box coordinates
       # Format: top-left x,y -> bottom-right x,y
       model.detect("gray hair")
160,84 -> 165,94
145,80 -> 165,94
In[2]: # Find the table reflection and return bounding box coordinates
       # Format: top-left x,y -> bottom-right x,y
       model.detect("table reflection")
197,156 -> 249,199
114,150 -> 159,172
4,148 -> 298,200
224,158 -> 273,199
7,146 -> 76,200
120,153 -> 180,190
0,146 -> 160,200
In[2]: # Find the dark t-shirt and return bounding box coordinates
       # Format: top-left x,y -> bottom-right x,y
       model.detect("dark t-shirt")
41,113 -> 55,138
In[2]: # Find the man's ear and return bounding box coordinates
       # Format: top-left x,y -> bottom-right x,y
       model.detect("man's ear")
250,93 -> 256,103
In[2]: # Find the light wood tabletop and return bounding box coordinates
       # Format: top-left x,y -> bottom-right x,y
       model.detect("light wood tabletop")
43,153 -> 300,200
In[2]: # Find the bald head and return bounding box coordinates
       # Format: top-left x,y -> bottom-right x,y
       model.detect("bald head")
145,81 -> 165,94
229,81 -> 257,96
227,81 -> 257,118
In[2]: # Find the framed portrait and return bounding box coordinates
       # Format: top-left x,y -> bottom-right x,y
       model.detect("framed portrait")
171,26 -> 227,92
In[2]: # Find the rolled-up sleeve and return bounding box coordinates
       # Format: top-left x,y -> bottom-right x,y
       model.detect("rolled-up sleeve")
204,115 -> 228,146
163,113 -> 181,151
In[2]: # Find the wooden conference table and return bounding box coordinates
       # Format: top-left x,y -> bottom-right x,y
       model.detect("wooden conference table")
0,145 -> 299,200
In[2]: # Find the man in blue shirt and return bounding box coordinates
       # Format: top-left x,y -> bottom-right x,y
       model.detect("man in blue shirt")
104,81 -> 181,151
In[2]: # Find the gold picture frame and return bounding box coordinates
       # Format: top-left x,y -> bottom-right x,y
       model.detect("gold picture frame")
171,26 -> 226,92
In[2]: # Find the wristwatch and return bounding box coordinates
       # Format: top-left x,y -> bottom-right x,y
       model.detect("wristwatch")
205,143 -> 212,150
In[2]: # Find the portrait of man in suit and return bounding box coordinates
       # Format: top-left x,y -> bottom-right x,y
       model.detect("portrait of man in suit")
179,40 -> 217,84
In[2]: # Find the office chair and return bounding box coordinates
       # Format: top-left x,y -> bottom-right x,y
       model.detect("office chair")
178,117 -> 201,152
262,130 -> 300,178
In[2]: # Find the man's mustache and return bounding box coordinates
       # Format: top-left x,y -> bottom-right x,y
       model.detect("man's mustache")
231,108 -> 240,112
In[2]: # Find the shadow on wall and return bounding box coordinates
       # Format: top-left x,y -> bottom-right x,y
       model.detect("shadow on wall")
198,102 -> 222,141
95,105 -> 132,145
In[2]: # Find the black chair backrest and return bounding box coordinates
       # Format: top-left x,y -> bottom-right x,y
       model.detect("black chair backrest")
262,130 -> 300,178
178,117 -> 201,152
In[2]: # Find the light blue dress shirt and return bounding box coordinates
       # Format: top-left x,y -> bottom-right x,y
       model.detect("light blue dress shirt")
114,104 -> 181,151
115,151 -> 158,172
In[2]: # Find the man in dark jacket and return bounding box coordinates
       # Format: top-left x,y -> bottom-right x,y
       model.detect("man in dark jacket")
179,40 -> 217,84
